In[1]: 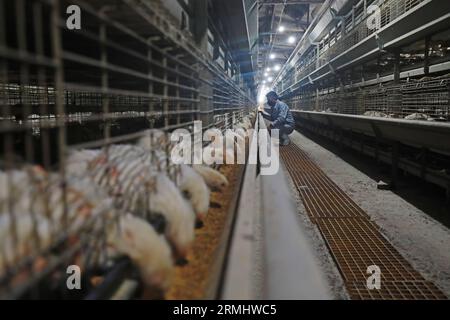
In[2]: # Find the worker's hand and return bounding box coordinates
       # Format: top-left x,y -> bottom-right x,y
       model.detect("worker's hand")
258,105 -> 265,113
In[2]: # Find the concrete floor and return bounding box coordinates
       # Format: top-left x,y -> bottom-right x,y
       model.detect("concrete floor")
285,130 -> 450,297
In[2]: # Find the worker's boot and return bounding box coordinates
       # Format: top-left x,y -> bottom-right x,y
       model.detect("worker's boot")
280,133 -> 291,146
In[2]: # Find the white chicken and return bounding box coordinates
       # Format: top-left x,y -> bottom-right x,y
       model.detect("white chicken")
204,129 -> 244,158
233,127 -> 249,140
202,144 -> 235,166
106,214 -> 174,292
67,146 -> 197,258
192,164 -> 229,190
0,167 -> 117,281
0,211 -> 52,275
177,164 -> 210,221
135,139 -> 211,220
0,165 -> 178,294
237,115 -> 253,128
148,173 -> 195,258
0,166 -> 113,228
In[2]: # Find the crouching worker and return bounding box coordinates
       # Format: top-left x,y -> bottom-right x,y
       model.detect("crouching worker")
259,91 -> 295,146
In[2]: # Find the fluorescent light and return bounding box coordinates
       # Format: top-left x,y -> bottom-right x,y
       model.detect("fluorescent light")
288,36 -> 296,44
274,64 -> 281,71
262,80 -> 266,84
268,77 -> 273,82
269,53 -> 276,60
278,25 -> 285,33
266,67 -> 271,72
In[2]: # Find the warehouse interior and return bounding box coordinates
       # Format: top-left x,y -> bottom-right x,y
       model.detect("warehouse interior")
0,0 -> 449,300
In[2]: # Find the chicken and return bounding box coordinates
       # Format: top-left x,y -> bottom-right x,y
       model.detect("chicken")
0,165 -> 122,281
136,130 -> 169,152
149,173 -> 195,258
205,129 -> 243,154
134,140 -> 211,220
0,168 -> 43,214
67,146 -> 196,258
404,113 -> 432,121
106,214 -> 174,291
66,149 -> 101,178
99,145 -> 209,222
233,127 -> 248,140
0,211 -> 52,275
177,164 -> 210,221
67,145 -> 155,215
202,144 -> 235,166
364,111 -> 388,118
192,164 -> 229,190
202,131 -> 243,165
0,163 -> 178,293
235,115 -> 253,131
226,130 -> 246,145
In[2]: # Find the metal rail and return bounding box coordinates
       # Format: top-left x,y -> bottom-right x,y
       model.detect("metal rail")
294,110 -> 450,155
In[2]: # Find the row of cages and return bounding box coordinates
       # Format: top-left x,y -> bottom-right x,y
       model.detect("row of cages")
288,0 -> 428,87
287,73 -> 450,120
0,0 -> 254,299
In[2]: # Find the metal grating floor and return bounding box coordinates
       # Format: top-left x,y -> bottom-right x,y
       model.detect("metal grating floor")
280,143 -> 447,300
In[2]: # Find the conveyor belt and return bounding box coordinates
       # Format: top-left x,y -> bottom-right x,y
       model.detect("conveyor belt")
281,143 -> 447,300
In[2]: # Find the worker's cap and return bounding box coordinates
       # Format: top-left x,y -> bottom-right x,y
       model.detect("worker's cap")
265,91 -> 279,100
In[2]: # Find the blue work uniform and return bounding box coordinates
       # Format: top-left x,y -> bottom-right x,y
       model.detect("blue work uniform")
261,100 -> 295,135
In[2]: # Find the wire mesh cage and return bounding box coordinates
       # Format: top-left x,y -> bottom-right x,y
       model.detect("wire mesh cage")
289,74 -> 450,121
0,0 -> 254,299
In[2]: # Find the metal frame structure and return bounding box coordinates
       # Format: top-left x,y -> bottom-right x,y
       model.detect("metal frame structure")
256,0 -> 324,88
272,0 -> 450,119
293,110 -> 450,195
0,0 -> 255,299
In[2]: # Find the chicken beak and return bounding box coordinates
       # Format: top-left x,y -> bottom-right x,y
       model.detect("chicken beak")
173,248 -> 189,265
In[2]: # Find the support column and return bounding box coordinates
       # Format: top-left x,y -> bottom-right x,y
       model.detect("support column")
393,48 -> 401,84
191,0 -> 212,128
163,56 -> 169,127
147,40 -> 155,129
424,36 -> 431,76
100,23 -> 110,142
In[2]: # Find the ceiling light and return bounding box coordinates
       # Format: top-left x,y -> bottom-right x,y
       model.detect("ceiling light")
269,53 -> 276,60
262,80 -> 266,84
268,77 -> 273,82
288,36 -> 296,44
278,25 -> 285,33
264,72 -> 268,77
274,64 -> 281,71
266,67 -> 271,72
